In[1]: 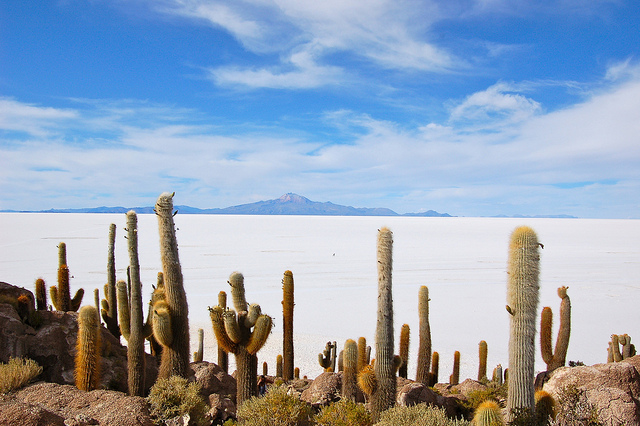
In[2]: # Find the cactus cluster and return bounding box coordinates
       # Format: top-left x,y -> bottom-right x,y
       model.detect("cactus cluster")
318,341 -> 337,372
209,271 -> 273,406
608,333 -> 636,362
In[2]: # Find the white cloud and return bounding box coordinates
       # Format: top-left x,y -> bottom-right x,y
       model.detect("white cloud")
449,82 -> 542,127
0,98 -> 78,137
2,69 -> 639,217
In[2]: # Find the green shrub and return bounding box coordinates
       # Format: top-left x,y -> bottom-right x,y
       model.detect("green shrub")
236,385 -> 313,426
0,357 -> 43,394
146,375 -> 209,425
374,404 -> 471,426
314,398 -> 372,426
465,382 -> 508,411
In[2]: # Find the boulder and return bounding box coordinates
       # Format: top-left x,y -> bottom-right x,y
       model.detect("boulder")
543,357 -> 640,426
191,361 -> 236,400
2,381 -> 154,425
300,371 -> 342,407
452,378 -> 488,398
396,381 -> 465,419
0,282 -> 158,394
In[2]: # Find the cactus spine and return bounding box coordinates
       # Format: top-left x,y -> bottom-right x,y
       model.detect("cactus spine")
50,242 -> 84,312
506,226 -> 540,420
450,351 -> 460,385
35,278 -> 47,311
478,340 -> 488,382
540,286 -> 571,372
282,270 -> 294,381
101,223 -> 120,339
416,285 -> 432,385
342,339 -> 359,401
153,192 -> 190,379
209,271 -> 273,406
399,324 -> 410,379
75,305 -> 101,391
370,226 -> 395,420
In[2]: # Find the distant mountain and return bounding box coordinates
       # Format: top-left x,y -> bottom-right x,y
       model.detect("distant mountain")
2,193 -> 453,217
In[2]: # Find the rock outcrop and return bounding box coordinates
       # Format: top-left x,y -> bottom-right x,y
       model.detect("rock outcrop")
543,356 -> 640,426
0,382 -> 154,425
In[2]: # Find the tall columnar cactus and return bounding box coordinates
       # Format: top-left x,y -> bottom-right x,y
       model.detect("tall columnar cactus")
153,192 -> 190,379
35,278 -> 47,311
194,328 -> 204,363
399,324 -> 410,379
217,291 -> 229,373
75,305 -> 101,391
101,223 -> 120,338
50,242 -> 84,312
449,351 -> 460,385
342,339 -> 359,401
209,271 -> 273,406
282,270 -> 294,381
506,226 -> 541,420
118,210 -> 152,396
370,226 -> 395,420
478,340 -> 488,382
493,364 -> 503,385
540,286 -> 571,372
416,285 -> 432,385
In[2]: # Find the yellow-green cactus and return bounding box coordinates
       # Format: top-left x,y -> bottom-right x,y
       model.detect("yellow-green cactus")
75,305 -> 101,391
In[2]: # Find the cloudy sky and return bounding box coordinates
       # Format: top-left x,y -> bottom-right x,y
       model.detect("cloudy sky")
1,1 -> 639,218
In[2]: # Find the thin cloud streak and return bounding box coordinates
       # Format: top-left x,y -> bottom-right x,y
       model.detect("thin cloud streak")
2,66 -> 639,217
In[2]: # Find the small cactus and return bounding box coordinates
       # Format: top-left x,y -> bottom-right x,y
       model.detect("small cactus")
416,285 -> 432,385
342,339 -> 359,401
282,270 -> 295,381
276,354 -> 283,378
318,341 -> 336,372
449,351 -> 460,385
429,351 -> 439,386
194,328 -> 204,363
398,324 -> 410,379
473,399 -> 504,426
75,305 -> 101,391
35,278 -> 47,311
478,340 -> 488,382
535,389 -> 556,423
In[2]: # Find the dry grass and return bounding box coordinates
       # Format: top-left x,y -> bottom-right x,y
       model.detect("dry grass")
0,357 -> 43,394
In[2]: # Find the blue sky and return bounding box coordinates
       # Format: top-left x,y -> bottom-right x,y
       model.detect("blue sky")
1,0 -> 639,218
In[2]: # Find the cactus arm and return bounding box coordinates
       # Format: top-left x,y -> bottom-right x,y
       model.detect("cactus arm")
244,303 -> 262,328
35,278 -> 47,311
209,306 -> 237,354
552,286 -> 571,369
71,289 -> 84,312
357,364 -> 378,396
540,307 -> 554,367
116,280 -> 131,341
399,323 -> 410,379
228,272 -> 248,312
223,310 -> 243,344
342,339 -> 359,401
246,314 -> 273,355
152,300 -> 173,347
50,286 -> 60,311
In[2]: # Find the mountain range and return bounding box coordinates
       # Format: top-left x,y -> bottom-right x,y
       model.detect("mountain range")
3,193 -> 452,217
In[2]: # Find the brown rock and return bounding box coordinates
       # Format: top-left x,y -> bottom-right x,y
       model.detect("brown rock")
0,394 -> 66,426
300,372 -> 341,407
7,382 -> 154,425
396,381 -> 465,419
451,378 -> 488,398
0,283 -> 158,393
543,358 -> 640,426
208,393 -> 236,423
191,361 -> 236,401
